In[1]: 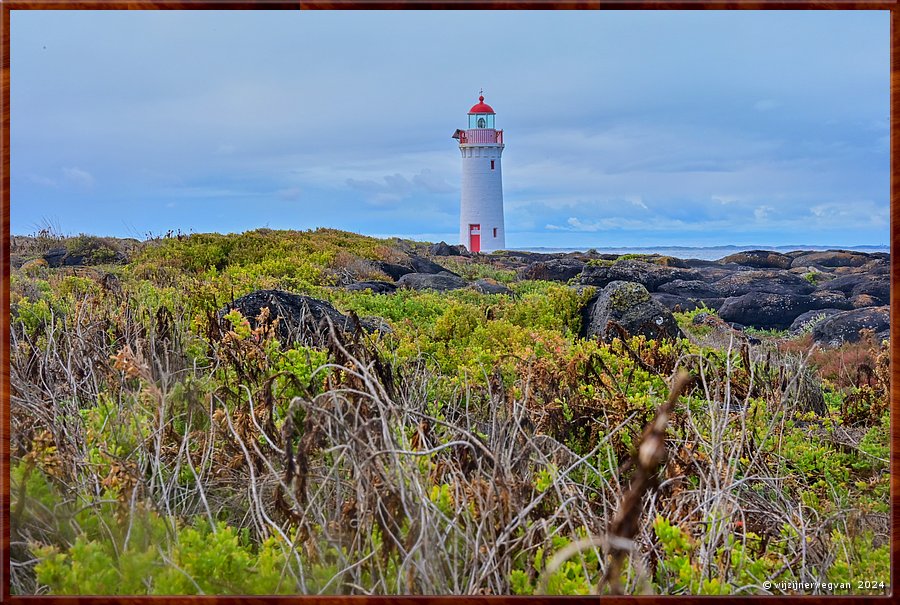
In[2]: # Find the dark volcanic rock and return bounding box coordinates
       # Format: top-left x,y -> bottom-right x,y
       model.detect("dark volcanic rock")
410,255 -> 457,276
472,279 -> 513,295
220,289 -> 367,345
517,258 -> 586,282
579,260 -> 700,292
849,276 -> 889,305
850,294 -> 880,309
375,261 -> 414,281
397,272 -> 467,292
358,316 -> 394,334
811,306 -> 890,347
649,255 -> 691,268
46,248 -> 127,267
42,241 -> 126,267
717,293 -> 817,330
713,270 -> 815,297
790,250 -> 870,269
719,250 -> 793,269
817,274 -> 868,295
43,248 -> 68,267
429,241 -> 461,256
692,264 -> 752,282
809,290 -> 853,311
862,259 -> 890,275
819,274 -> 889,305
698,298 -> 726,311
651,293 -> 700,313
658,279 -> 723,299
789,308 -> 844,334
582,281 -> 684,342
344,280 -> 397,294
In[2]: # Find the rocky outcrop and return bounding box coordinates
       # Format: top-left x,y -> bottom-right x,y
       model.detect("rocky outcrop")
850,294 -> 880,308
397,272 -> 467,292
409,255 -> 457,276
717,293 -> 817,331
849,277 -> 889,305
579,260 -> 700,292
429,241 -> 463,256
374,261 -> 414,281
219,290 -> 374,345
712,270 -> 815,297
819,274 -> 889,304
42,243 -> 126,267
517,258 -> 585,282
472,278 -> 513,295
720,250 -> 793,269
658,279 -> 723,299
448,247 -> 888,335
372,256 -> 457,281
810,307 -> 890,347
43,248 -> 68,267
650,293 -> 700,313
358,316 -> 394,334
809,290 -> 853,311
581,281 -> 684,342
344,280 -> 397,294
790,250 -> 870,269
789,309 -> 844,334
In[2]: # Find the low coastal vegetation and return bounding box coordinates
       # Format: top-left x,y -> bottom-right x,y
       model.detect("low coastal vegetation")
9,228 -> 890,595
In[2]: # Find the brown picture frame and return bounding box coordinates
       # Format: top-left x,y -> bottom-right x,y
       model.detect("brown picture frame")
1,4 -> 896,602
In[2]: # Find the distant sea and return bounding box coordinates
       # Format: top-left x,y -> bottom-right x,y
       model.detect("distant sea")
515,245 -> 890,262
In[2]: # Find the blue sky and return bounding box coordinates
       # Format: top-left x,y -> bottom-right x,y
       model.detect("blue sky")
11,10 -> 889,248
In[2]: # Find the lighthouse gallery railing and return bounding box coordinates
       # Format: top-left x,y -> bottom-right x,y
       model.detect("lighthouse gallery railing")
459,129 -> 503,145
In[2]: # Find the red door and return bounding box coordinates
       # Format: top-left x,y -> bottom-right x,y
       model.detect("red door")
469,224 -> 481,253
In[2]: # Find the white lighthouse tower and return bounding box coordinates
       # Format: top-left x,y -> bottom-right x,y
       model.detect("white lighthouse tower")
452,92 -> 505,253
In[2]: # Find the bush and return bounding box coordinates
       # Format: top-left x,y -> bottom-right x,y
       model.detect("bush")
10,229 -> 889,596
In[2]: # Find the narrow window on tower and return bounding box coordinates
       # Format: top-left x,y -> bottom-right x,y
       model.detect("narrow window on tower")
493,228 -> 498,238
491,160 -> 495,170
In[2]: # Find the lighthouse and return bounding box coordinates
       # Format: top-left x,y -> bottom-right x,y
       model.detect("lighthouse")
452,92 -> 505,253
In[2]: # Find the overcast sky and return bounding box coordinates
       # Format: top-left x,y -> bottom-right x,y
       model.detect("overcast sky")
11,10 -> 889,248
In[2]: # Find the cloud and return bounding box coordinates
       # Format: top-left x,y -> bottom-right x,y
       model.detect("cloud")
546,217 -> 635,232
9,11 -> 887,245
412,169 -> 456,194
809,200 -> 888,227
626,196 -> 648,210
754,205 -> 774,220
62,167 -> 94,187
810,202 -> 851,219
346,174 -> 412,200
347,169 -> 456,206
566,217 -> 603,231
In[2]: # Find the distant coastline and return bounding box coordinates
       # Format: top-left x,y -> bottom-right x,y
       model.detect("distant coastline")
516,244 -> 890,261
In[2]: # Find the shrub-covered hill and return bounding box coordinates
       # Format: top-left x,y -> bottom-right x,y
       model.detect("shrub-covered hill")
9,228 -> 890,595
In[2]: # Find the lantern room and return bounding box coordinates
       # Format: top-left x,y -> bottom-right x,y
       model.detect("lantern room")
467,95 -> 496,129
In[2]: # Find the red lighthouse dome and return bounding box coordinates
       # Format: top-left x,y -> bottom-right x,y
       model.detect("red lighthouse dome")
468,95 -> 495,114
